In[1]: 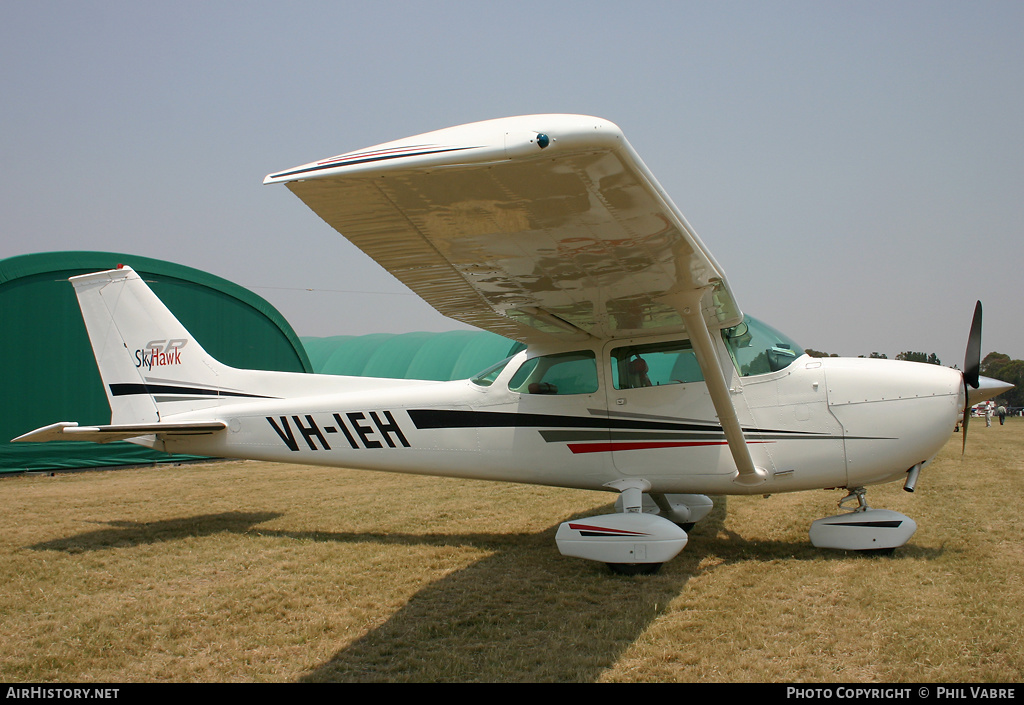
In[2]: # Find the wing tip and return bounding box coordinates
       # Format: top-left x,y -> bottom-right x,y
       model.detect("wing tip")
263,114 -> 625,185
12,422 -> 83,443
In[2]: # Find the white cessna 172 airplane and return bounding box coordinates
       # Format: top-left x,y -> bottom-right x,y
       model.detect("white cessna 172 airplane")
16,115 -> 1013,574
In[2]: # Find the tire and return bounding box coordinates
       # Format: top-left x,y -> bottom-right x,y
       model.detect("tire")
606,562 -> 663,576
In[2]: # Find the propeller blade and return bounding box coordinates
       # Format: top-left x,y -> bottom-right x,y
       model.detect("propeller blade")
961,383 -> 970,455
961,301 -> 982,455
964,301 -> 982,390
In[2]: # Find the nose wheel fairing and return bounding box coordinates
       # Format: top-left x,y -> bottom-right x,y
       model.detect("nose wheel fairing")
809,487 -> 917,552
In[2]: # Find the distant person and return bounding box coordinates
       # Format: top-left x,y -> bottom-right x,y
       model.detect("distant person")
986,406 -> 993,427
997,405 -> 1006,425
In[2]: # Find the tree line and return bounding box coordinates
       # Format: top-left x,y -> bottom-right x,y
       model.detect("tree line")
980,353 -> 1024,407
805,349 -> 940,363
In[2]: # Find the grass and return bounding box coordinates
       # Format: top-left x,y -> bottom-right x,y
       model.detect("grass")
1,419 -> 1022,682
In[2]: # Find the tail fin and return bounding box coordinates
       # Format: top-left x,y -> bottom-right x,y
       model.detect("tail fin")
72,266 -> 253,423
15,266 -> 341,445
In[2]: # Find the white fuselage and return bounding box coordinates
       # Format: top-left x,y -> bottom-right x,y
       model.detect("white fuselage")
157,334 -> 964,498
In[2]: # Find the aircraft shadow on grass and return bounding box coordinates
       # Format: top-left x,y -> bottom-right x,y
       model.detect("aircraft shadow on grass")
27,512 -> 284,552
28,500 -> 941,681
292,499 -> 944,682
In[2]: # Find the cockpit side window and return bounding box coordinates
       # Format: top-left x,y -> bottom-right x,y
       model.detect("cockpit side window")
722,316 -> 804,376
470,355 -> 516,387
610,340 -> 704,389
509,350 -> 598,395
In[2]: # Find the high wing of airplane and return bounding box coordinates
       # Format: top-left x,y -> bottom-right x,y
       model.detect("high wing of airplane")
263,115 -> 763,487
263,115 -> 740,343
14,115 -> 1013,574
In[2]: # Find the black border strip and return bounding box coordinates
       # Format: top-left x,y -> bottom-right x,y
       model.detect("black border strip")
408,409 -> 831,437
109,383 -> 275,399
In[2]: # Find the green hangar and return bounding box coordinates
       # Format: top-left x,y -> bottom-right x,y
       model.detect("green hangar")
1,252 -> 517,473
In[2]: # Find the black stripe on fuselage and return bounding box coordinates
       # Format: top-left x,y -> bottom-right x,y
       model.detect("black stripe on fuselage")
407,408 -> 829,437
109,383 -> 275,399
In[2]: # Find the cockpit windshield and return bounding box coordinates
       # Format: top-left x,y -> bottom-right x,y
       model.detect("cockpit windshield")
722,316 -> 804,376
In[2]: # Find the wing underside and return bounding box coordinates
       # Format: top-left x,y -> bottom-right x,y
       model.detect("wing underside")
266,115 -> 742,344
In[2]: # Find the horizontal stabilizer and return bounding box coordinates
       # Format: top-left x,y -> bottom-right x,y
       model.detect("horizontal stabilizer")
13,421 -> 227,444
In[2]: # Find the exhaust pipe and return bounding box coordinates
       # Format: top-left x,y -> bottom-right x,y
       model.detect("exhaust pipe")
904,463 -> 922,493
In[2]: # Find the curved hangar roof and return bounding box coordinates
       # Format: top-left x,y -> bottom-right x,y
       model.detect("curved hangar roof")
1,252 -> 520,472
303,331 -> 523,380
0,252 -> 312,472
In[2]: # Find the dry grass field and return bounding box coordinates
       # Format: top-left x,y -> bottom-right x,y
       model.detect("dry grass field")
2,419 -> 1022,683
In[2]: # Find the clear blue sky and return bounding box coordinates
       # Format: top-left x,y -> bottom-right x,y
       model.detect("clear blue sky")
2,1 -> 1022,368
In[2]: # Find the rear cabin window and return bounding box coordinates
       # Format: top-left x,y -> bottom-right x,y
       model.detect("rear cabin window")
509,351 -> 599,395
611,340 -> 704,389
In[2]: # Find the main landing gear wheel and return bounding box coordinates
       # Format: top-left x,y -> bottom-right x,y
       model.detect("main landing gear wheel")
556,513 -> 686,573
862,547 -> 896,557
606,562 -> 663,576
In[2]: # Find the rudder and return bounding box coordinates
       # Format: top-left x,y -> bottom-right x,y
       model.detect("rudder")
72,266 -> 236,423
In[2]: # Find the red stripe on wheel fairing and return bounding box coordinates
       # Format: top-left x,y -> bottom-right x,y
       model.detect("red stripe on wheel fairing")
567,523 -> 650,537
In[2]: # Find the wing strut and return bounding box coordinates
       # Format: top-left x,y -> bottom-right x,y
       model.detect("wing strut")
675,290 -> 768,487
